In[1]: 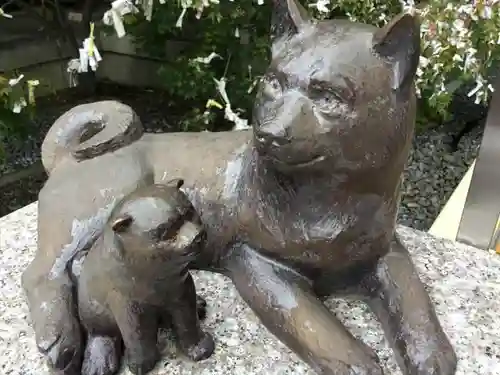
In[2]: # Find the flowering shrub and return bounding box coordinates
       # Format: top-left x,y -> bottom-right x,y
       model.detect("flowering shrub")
1,6 -> 37,144
122,0 -> 500,129
0,72 -> 39,159
413,0 -> 500,119
2,0 -> 500,132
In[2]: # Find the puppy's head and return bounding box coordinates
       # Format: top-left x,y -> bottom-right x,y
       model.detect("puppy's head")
109,179 -> 206,276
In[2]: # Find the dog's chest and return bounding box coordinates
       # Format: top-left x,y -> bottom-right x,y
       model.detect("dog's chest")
239,198 -> 354,250
236,190 -> 388,268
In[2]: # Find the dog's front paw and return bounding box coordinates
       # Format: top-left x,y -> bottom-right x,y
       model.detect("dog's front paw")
32,299 -> 84,374
39,332 -> 82,375
184,331 -> 215,362
416,346 -> 457,375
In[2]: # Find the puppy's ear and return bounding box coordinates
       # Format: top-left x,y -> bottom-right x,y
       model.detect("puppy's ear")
111,214 -> 133,233
166,178 -> 184,189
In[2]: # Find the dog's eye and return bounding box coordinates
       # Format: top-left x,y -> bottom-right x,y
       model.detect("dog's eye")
309,82 -> 342,103
261,75 -> 282,98
308,76 -> 355,108
318,90 -> 342,105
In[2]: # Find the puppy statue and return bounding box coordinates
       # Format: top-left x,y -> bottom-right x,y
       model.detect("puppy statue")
70,179 -> 215,375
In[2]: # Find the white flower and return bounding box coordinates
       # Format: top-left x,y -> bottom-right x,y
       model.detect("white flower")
400,0 -> 416,14
480,5 -> 493,19
419,56 -> 430,68
468,77 -> 485,99
309,0 -> 331,14
12,98 -> 27,113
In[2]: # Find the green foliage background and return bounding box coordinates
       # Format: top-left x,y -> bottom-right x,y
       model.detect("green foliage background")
124,0 -> 408,132
3,0 -> 500,161
123,1 -> 275,131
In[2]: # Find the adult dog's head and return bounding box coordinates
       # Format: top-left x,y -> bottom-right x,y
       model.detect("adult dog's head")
253,0 -> 420,176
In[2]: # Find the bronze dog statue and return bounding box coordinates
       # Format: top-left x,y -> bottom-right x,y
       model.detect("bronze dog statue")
71,179 -> 214,375
22,1 -> 457,374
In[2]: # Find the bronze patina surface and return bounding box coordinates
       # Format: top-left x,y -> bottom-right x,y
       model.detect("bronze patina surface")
22,1 -> 457,374
72,179 -> 213,375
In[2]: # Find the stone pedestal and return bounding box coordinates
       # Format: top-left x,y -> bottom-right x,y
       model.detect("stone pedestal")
1,202 -> 499,374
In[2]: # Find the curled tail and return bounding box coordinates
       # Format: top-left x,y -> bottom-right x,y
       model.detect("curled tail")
41,100 -> 144,174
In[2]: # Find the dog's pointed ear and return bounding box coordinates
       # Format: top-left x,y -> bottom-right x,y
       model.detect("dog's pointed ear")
166,178 -> 184,189
286,0 -> 311,29
372,13 -> 421,92
112,214 -> 133,233
271,0 -> 311,53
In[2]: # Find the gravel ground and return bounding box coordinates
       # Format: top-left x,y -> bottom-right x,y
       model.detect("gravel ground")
0,84 -> 484,229
399,125 -> 482,230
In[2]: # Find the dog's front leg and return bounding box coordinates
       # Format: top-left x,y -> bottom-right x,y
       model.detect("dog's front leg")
225,242 -> 384,375
364,237 -> 457,375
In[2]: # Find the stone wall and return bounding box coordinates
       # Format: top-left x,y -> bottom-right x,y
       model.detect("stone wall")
0,7 -> 190,95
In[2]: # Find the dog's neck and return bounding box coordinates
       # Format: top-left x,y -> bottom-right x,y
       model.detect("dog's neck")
244,143 -> 403,211
245,146 -> 343,208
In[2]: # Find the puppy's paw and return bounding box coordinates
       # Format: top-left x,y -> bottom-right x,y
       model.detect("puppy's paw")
126,347 -> 160,375
185,331 -> 215,362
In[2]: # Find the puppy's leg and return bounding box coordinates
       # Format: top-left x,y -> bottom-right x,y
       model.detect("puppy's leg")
82,334 -> 122,375
159,293 -> 207,329
364,237 -> 457,375
108,295 -> 160,375
225,243 -> 383,375
168,273 -> 215,361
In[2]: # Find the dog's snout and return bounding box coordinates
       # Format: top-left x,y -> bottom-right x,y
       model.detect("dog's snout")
258,121 -> 287,140
256,119 -> 293,147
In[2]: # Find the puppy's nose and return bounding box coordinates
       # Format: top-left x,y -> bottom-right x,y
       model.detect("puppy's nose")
193,230 -> 207,245
176,221 -> 203,249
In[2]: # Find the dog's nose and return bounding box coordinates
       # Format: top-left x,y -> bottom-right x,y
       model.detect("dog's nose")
255,128 -> 290,148
258,121 -> 287,138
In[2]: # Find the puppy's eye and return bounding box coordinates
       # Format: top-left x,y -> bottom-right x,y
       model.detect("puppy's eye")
159,216 -> 184,241
158,206 -> 195,241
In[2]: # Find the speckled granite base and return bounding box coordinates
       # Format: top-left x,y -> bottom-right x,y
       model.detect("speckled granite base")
1,202 -> 500,375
